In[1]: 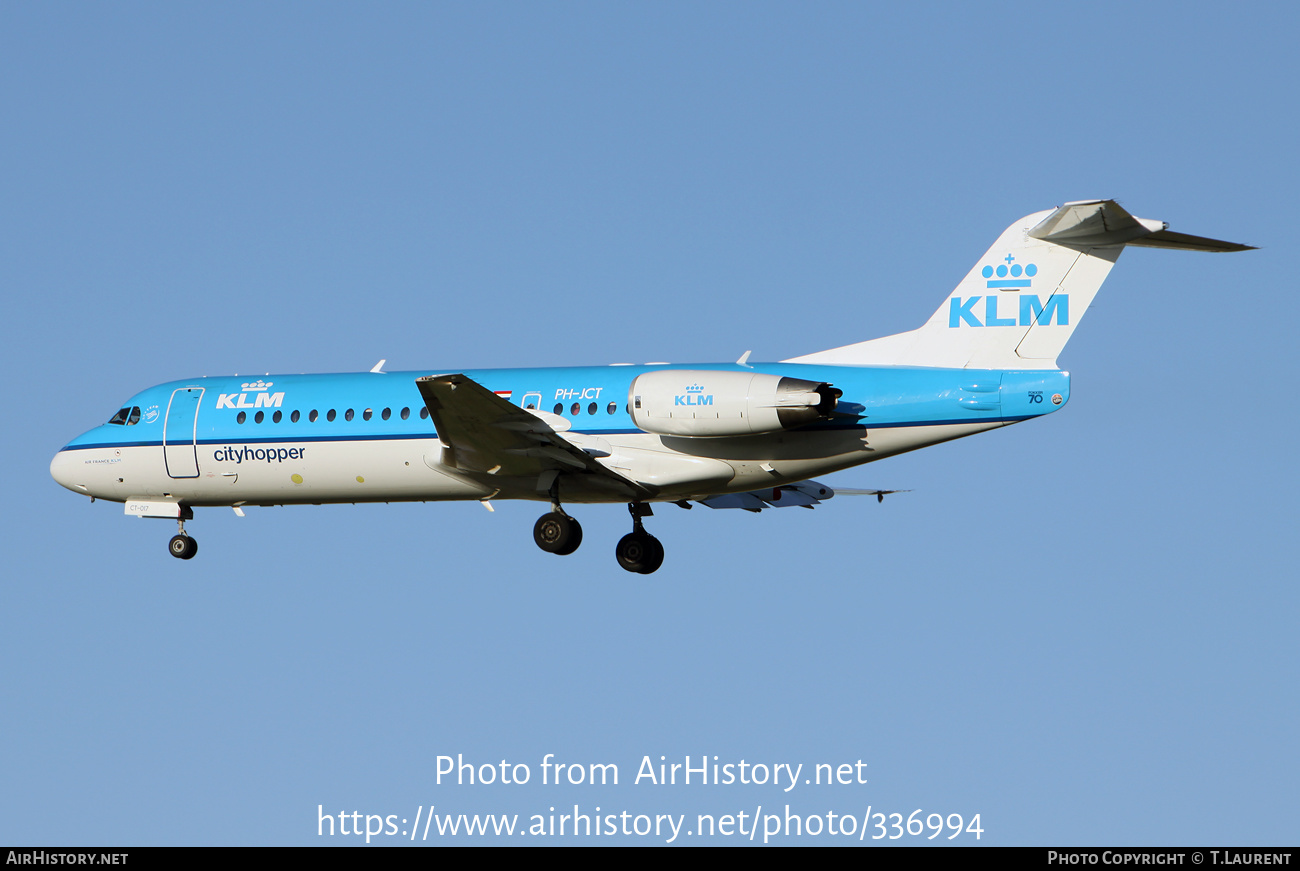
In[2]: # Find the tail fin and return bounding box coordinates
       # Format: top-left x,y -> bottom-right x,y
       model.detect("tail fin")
785,200 -> 1253,370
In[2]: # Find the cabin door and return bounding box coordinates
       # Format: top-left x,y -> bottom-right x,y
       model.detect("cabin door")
163,387 -> 204,478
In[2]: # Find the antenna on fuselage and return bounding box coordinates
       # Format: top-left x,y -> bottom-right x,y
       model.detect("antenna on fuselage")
370,359 -> 387,374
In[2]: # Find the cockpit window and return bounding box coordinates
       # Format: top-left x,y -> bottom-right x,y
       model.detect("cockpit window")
108,406 -> 145,425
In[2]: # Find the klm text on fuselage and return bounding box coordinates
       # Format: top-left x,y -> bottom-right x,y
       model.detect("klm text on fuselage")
215,392 -> 285,409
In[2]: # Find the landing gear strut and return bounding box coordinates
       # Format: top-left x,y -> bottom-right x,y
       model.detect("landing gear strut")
533,507 -> 582,555
168,513 -> 198,560
616,503 -> 664,574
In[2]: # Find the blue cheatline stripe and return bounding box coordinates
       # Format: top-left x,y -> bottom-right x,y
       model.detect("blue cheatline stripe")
65,434 -> 430,450
62,428 -> 659,451
61,416 -> 1048,453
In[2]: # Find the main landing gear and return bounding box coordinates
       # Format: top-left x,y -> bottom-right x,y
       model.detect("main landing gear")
616,503 -> 663,575
530,502 -> 665,574
168,514 -> 198,560
533,508 -> 583,555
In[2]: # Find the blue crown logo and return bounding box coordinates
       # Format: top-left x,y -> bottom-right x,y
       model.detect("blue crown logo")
241,380 -> 273,392
982,255 -> 1037,289
685,384 -> 705,393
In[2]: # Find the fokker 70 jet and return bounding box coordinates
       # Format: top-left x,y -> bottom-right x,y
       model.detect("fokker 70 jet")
51,200 -> 1252,573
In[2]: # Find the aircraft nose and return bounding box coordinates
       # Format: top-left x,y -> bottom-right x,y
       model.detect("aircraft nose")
50,449 -> 91,495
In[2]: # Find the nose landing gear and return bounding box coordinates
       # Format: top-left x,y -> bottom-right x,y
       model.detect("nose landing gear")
168,513 -> 198,560
616,503 -> 664,574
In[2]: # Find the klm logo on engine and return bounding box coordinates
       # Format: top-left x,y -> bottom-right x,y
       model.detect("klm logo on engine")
949,294 -> 1069,328
675,383 -> 713,406
215,380 -> 285,410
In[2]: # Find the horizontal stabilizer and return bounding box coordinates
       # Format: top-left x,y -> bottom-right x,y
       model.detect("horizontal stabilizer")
1027,200 -> 1165,246
1127,229 -> 1255,252
1028,200 -> 1254,251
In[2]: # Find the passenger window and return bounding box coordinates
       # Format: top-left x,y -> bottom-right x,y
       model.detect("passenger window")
607,402 -> 617,415
401,407 -> 410,420
327,409 -> 336,422
381,408 -> 391,420
273,410 -> 282,423
363,408 -> 373,421
553,403 -> 564,414
588,402 -> 597,415
570,403 -> 580,415
420,407 -> 429,420
254,411 -> 264,424
309,410 -> 318,422
237,412 -> 247,424
345,409 -> 354,421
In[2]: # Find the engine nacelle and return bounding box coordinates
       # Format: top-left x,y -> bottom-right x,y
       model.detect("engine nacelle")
629,370 -> 840,437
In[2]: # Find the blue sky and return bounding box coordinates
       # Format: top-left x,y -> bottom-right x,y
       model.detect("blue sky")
3,2 -> 1296,846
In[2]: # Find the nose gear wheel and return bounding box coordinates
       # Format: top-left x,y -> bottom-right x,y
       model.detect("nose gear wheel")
169,534 -> 198,560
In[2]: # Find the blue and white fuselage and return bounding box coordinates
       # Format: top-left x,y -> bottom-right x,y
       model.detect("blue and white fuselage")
51,363 -> 1070,507
49,200 -> 1251,571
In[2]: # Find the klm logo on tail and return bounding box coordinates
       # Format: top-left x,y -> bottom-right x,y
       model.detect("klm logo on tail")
982,254 -> 1038,288
949,294 -> 1069,328
950,255 -> 1067,328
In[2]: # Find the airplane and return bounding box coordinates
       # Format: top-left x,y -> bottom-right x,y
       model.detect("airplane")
50,200 -> 1252,573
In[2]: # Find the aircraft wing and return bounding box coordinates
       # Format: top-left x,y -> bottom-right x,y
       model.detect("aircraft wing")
415,373 -> 651,498
697,481 -> 907,511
